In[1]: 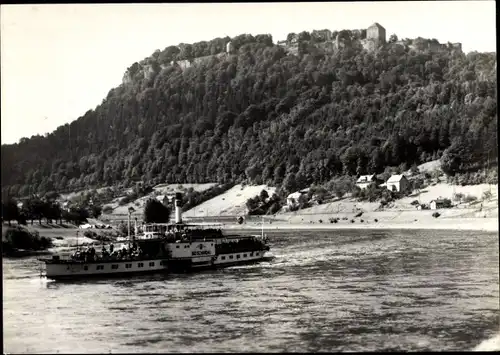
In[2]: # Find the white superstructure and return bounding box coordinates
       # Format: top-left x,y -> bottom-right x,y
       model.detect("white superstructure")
40,192 -> 272,280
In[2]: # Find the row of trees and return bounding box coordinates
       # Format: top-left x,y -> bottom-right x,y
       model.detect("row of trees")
1,196 -> 102,226
1,30 -> 497,199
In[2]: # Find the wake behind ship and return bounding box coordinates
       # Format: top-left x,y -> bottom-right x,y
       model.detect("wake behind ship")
39,193 -> 272,280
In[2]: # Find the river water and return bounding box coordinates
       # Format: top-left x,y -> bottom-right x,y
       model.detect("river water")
3,229 -> 499,353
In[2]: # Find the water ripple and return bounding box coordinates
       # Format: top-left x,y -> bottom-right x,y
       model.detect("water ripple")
3,229 -> 499,353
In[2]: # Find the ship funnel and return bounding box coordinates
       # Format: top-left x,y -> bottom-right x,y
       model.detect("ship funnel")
175,192 -> 183,223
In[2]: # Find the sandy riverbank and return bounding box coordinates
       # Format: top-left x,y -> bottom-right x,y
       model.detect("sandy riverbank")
5,203 -> 496,252
223,217 -> 498,233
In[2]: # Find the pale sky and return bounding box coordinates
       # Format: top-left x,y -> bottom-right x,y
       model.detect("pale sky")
1,1 -> 496,144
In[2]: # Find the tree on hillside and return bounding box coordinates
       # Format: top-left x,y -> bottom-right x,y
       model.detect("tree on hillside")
245,196 -> 260,211
144,199 -> 171,223
331,177 -> 355,199
91,205 -> 103,219
412,178 -> 424,191
282,173 -> 297,194
410,164 -> 419,175
267,201 -> 281,215
259,189 -> 269,202
313,186 -> 328,204
62,209 -> 80,225
23,197 -> 45,225
66,206 -> 89,225
44,191 -> 60,202
297,193 -> 309,209
2,199 -> 19,226
43,201 -> 62,224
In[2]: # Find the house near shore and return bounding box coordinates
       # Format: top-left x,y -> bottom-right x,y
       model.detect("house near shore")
385,174 -> 410,193
286,189 -> 309,208
356,174 -> 377,190
155,194 -> 176,206
62,201 -> 71,212
430,199 -> 451,210
16,196 -> 34,210
155,194 -> 168,204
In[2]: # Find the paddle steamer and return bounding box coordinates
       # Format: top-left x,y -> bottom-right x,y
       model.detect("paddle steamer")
39,193 -> 272,280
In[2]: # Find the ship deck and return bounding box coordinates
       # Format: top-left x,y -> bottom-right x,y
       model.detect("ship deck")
39,256 -> 168,264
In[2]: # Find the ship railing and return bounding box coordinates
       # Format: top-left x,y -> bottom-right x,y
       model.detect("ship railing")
61,253 -> 168,263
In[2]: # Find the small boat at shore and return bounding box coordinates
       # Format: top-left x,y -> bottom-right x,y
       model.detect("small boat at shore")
39,193 -> 273,280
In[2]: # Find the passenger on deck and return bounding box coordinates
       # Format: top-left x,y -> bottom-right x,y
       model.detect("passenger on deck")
87,247 -> 95,261
101,246 -> 109,259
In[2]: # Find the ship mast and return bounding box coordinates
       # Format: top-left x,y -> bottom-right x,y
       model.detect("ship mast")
175,192 -> 183,224
134,217 -> 138,243
127,207 -> 134,249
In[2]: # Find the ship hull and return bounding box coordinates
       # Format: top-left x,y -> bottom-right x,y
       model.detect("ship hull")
43,258 -> 169,280
44,268 -> 170,281
42,250 -> 273,281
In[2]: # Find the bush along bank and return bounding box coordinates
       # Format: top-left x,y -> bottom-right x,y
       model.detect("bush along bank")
2,226 -> 53,257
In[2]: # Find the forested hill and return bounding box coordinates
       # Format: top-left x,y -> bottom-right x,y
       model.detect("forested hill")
1,30 -> 497,198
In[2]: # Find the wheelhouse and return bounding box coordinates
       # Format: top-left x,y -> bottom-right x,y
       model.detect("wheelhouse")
141,222 -> 226,241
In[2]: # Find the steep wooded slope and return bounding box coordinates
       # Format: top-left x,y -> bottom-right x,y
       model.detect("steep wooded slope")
1,31 -> 497,198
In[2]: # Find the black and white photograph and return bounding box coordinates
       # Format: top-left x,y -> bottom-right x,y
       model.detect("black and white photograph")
1,1 -> 498,353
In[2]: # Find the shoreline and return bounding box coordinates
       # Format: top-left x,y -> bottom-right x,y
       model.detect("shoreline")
3,218 -> 496,258
6,216 -> 497,243
2,249 -> 52,258
222,217 -> 498,233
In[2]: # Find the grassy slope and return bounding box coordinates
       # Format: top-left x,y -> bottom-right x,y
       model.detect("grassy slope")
182,184 -> 277,218
100,183 -> 217,222
96,161 -> 497,225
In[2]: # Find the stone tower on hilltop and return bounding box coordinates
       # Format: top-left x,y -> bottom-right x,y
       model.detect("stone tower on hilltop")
367,22 -> 386,45
226,41 -> 234,54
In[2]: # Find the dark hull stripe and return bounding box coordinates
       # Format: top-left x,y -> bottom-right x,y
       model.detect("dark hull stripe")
46,257 -> 274,281
48,268 -> 169,281
211,256 -> 274,269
